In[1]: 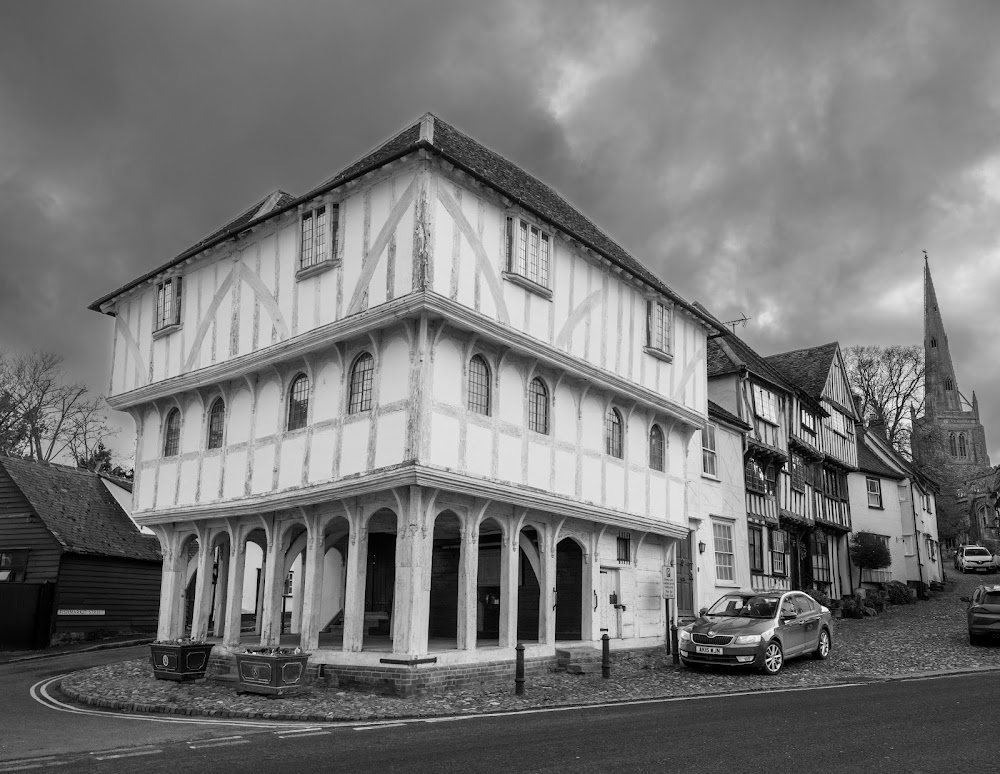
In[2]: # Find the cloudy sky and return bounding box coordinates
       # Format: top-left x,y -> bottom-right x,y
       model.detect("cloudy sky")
3,0 -> 1000,464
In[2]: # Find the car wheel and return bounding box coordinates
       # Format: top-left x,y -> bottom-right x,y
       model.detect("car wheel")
971,632 -> 983,646
813,629 -> 831,660
759,641 -> 783,675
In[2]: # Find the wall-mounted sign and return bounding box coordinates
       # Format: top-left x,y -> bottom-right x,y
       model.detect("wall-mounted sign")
661,565 -> 675,600
57,609 -> 106,616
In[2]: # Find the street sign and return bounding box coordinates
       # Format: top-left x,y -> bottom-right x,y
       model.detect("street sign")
661,565 -> 675,599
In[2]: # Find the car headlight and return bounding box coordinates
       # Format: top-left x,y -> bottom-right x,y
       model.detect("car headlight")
734,634 -> 761,645
679,628 -> 691,642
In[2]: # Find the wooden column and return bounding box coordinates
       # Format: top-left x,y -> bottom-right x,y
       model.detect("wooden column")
392,486 -> 431,657
539,534 -> 557,645
153,526 -> 185,641
581,548 -> 597,642
212,547 -> 229,638
189,528 -> 216,641
499,529 -> 519,648
298,515 -> 327,652
343,516 -> 369,652
259,523 -> 286,647
457,523 -> 479,650
223,529 -> 247,648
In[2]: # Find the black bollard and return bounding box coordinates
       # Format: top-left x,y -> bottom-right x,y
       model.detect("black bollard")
601,633 -> 611,679
515,643 -> 525,696
670,624 -> 679,665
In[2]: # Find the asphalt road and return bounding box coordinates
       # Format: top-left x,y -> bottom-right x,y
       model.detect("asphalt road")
2,648 -> 996,774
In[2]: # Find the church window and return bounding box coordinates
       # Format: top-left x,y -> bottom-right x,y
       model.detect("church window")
163,409 -> 181,457
930,337 -> 937,348
287,374 -> 310,431
944,378 -> 953,391
207,398 -> 226,449
959,434 -> 968,458
949,433 -> 957,456
605,408 -> 624,459
348,354 -> 375,414
468,355 -> 491,416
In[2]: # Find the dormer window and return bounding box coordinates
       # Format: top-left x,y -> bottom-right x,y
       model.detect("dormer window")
154,277 -> 182,333
504,215 -> 551,294
298,203 -> 339,277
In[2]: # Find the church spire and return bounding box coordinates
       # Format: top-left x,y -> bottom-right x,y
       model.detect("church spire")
924,254 -> 962,414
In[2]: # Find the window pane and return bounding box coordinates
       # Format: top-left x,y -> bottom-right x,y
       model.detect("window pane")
528,377 -> 548,434
539,233 -> 550,287
313,206 -> 328,264
650,425 -> 664,471
349,354 -> 375,414
713,522 -> 735,582
468,356 -> 491,415
518,221 -> 528,276
163,409 -> 180,456
301,211 -> 314,268
529,226 -> 540,283
606,409 -> 623,458
288,375 -> 310,430
207,398 -> 226,449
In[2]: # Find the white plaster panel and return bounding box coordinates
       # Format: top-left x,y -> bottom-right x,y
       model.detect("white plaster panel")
340,420 -> 370,477
276,225 -> 296,334
341,194 -> 364,316
238,260 -> 256,355
374,411 -> 406,469
139,409 -> 159,464
227,388 -> 253,445
627,413 -> 646,463
581,394 -> 604,452
606,462 -> 626,510
177,459 -> 199,506
505,289 -> 524,331
393,197 -> 416,300
528,294 -> 549,343
178,400 -> 201,455
466,423 -> 493,478
255,379 -> 281,438
279,435 -> 306,490
251,444 -> 275,494
553,384 -> 576,444
432,337 -> 462,406
379,337 -> 411,405
156,463 -> 177,509
581,457 -> 601,503
317,270 -> 339,327
200,455 -> 222,503
223,451 -> 247,500
432,197 -> 452,297
554,450 -> 576,497
137,473 -> 156,511
214,286 -> 233,367
308,427 -> 336,483
297,279 -> 316,335
456,228 -> 477,306
498,364 -> 522,425
628,471 -> 647,517
313,360 -> 343,423
498,433 -> 521,483
649,477 -> 668,522
430,412 -> 460,469
527,442 -> 550,490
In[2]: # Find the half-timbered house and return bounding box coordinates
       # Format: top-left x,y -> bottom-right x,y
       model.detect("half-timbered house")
89,114 -> 727,690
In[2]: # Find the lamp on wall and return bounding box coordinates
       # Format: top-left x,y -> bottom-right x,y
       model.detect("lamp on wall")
698,541 -> 707,554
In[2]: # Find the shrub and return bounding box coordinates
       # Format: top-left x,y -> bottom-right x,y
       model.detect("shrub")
886,580 -> 912,605
850,531 -> 892,588
805,588 -> 832,608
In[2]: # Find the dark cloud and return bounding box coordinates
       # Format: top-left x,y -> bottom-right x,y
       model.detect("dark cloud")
2,0 -> 1000,460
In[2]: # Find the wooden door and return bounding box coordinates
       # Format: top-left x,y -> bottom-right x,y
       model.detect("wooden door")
677,535 -> 694,618
598,568 -> 621,638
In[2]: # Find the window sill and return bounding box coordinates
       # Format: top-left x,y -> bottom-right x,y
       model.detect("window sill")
152,323 -> 181,340
715,580 -> 740,587
701,473 -> 721,482
502,271 -> 552,300
868,504 -> 884,510
296,260 -> 338,281
643,346 -> 674,364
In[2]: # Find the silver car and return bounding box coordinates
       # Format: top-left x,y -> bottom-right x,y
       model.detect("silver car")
679,591 -> 833,675
957,546 -> 996,574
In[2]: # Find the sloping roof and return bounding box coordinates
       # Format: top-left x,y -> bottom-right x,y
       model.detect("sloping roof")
708,400 -> 751,432
0,457 -> 160,562
856,432 -> 904,480
707,335 -> 796,394
89,114 -> 726,336
764,342 -> 840,401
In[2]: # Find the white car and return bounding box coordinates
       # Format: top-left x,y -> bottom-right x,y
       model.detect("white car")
957,546 -> 996,574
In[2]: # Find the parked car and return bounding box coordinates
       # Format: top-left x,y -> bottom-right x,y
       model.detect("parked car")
956,545 -> 996,573
962,584 -> 1000,645
678,591 -> 832,675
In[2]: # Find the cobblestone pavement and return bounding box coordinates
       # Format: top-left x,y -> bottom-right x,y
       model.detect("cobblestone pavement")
59,570 -> 1000,722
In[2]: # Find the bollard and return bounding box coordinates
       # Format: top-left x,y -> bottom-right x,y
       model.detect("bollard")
601,633 -> 611,679
670,624 -> 679,665
515,643 -> 525,696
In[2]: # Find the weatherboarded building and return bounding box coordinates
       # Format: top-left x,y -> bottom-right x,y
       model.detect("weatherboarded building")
0,457 -> 161,648
89,113 -> 728,689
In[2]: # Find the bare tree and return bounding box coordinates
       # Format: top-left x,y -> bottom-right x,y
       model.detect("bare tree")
843,344 -> 924,458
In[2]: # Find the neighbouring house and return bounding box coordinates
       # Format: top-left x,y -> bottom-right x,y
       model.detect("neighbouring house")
848,419 -> 943,592
88,112 -> 730,691
688,400 -> 752,614
0,457 -> 161,649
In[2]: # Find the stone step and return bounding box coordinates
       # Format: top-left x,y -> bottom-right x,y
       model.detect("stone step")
566,663 -> 603,675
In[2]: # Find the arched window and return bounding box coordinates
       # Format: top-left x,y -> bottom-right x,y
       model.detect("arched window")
949,433 -> 958,456
944,378 -> 953,391
930,337 -> 937,348
287,374 -> 310,431
207,397 -> 226,449
959,434 -> 968,458
528,377 -> 548,434
649,425 -> 665,471
468,355 -> 491,415
163,409 -> 181,457
348,353 -> 375,414
744,458 -> 766,493
605,408 -> 623,459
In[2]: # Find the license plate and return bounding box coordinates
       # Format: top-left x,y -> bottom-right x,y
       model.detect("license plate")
695,645 -> 723,655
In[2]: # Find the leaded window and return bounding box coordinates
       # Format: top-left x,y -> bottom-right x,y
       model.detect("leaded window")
713,521 -> 735,582
207,398 -> 225,449
505,216 -> 551,288
790,454 -> 806,492
605,408 -> 623,459
748,527 -> 764,573
348,353 -> 375,414
959,433 -> 968,458
702,423 -> 717,476
649,424 -> 665,472
866,476 -> 882,508
287,374 -> 309,430
528,377 -> 548,434
163,409 -> 180,457
468,355 -> 491,415
300,204 -> 337,270
949,432 -> 958,456
155,277 -> 182,331
770,529 -> 787,576
647,300 -> 672,354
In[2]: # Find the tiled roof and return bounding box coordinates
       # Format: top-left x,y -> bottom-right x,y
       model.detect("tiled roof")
764,342 -> 840,401
91,114 -> 725,335
856,433 -> 904,480
707,335 -> 796,394
708,400 -> 751,431
0,457 -> 160,562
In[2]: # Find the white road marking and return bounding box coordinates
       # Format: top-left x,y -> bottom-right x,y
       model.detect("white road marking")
273,727 -> 324,735
92,749 -> 162,760
188,739 -> 250,749
0,758 -> 69,772
277,731 -> 330,739
353,723 -> 407,731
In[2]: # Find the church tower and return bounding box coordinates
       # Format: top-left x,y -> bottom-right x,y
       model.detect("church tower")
912,256 -> 993,538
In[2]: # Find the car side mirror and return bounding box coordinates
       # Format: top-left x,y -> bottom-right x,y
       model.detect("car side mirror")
780,612 -> 796,621
698,607 -> 708,617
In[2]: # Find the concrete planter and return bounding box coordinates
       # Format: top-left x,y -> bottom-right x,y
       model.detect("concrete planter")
150,642 -> 214,681
234,650 -> 311,697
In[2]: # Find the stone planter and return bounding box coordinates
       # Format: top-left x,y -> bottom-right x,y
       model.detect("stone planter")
150,642 -> 214,681
234,650 -> 311,697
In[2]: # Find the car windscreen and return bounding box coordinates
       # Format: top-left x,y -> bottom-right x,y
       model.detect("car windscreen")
966,548 -> 992,557
706,595 -> 776,618
983,592 -> 1000,605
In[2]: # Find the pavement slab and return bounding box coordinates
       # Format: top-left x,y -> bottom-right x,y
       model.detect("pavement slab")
57,568 -> 1000,722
